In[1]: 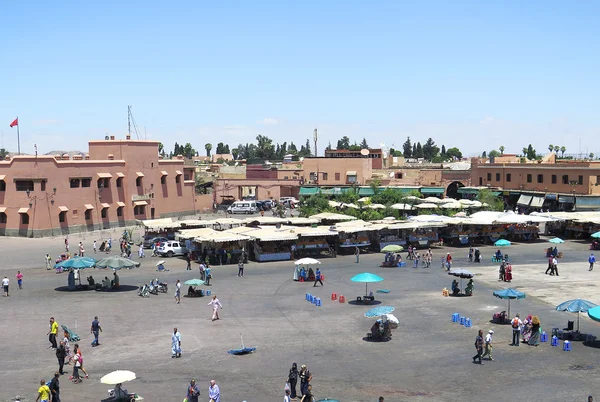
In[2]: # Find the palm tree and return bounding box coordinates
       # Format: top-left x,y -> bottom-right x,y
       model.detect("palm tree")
499,146 -> 505,155
522,147 -> 528,158
205,143 -> 213,157
554,145 -> 560,153
560,146 -> 566,157
548,144 -> 554,153
590,153 -> 594,159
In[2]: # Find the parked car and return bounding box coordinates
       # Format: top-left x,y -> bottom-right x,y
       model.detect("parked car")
157,240 -> 188,257
227,201 -> 259,214
262,199 -> 275,209
282,199 -> 299,209
143,237 -> 169,249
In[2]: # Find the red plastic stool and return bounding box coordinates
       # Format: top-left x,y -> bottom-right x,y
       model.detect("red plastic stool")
299,277 -> 304,282
331,293 -> 337,301
339,295 -> 345,303
321,274 -> 325,281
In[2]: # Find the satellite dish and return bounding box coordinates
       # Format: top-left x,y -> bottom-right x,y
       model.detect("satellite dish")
360,149 -> 369,156
389,172 -> 394,178
105,135 -> 110,140
299,157 -> 304,162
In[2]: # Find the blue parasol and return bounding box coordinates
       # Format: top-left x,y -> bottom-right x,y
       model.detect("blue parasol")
494,239 -> 511,247
493,288 -> 526,320
351,272 -> 384,296
364,306 -> 395,318
56,256 -> 97,269
228,334 -> 256,356
588,306 -> 600,323
549,237 -> 565,244
591,232 -> 600,239
556,299 -> 597,332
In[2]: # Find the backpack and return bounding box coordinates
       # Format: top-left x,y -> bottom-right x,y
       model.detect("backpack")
512,318 -> 520,328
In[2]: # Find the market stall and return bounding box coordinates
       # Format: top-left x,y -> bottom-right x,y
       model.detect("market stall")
293,226 -> 338,258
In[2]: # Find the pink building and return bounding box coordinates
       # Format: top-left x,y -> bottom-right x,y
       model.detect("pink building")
0,139 -> 197,237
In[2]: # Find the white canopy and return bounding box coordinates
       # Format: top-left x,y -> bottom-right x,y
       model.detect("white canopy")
310,212 -> 357,222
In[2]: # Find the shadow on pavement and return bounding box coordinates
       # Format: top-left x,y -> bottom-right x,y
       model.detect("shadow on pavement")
54,285 -> 139,292
348,300 -> 382,306
362,336 -> 391,343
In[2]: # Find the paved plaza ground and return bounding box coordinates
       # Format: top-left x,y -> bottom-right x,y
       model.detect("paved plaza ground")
1,230 -> 600,402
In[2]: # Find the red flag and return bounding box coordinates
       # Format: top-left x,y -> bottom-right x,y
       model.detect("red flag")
9,118 -> 18,128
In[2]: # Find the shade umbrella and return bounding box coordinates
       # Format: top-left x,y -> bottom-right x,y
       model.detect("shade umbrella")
95,256 -> 140,270
591,232 -> 600,239
350,272 -> 384,296
549,237 -> 565,244
184,279 -> 205,286
556,299 -> 597,332
493,288 -> 526,321
381,245 -> 404,253
56,256 -> 97,269
494,239 -> 511,247
100,370 -> 136,385
364,306 -> 395,318
587,306 -> 600,323
448,269 -> 474,291
227,333 -> 256,355
294,258 -> 321,266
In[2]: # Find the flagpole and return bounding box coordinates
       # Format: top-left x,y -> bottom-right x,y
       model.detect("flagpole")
16,117 -> 20,155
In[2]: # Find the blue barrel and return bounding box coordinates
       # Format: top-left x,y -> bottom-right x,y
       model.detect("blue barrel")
465,318 -> 472,328
306,293 -> 310,301
308,294 -> 314,303
452,313 -> 460,322
459,316 -> 466,325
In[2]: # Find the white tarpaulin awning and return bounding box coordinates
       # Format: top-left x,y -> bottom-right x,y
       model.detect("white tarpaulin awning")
141,218 -> 180,229
517,195 -> 532,206
530,196 -> 545,208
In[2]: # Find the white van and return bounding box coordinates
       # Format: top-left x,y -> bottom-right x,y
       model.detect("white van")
227,201 -> 258,214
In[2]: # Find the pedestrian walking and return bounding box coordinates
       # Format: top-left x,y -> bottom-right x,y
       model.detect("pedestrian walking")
300,384 -> 313,402
1,275 -> 9,296
413,252 -> 419,268
208,295 -> 223,321
64,237 -> 69,252
45,254 -> 52,270
90,316 -> 102,347
472,329 -> 484,364
237,258 -> 244,277
299,364 -> 311,396
16,271 -> 23,289
138,244 -> 144,258
511,314 -> 523,346
284,388 -> 292,402
552,257 -> 559,276
481,330 -> 494,361
70,352 -> 82,383
208,380 -> 220,402
186,254 -> 191,270
36,378 -> 51,402
313,268 -> 323,287
49,372 -> 61,402
79,242 -> 85,257
73,344 -> 89,378
186,378 -> 200,402
174,279 -> 181,304
47,317 -> 59,349
288,362 -> 299,399
355,246 -> 360,263
171,327 -> 181,358
56,341 -> 67,375
590,253 -> 596,271
93,240 -> 97,254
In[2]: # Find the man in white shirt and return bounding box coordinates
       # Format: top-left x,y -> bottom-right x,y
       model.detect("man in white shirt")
481,330 -> 494,361
2,276 -> 9,297
552,257 -> 559,276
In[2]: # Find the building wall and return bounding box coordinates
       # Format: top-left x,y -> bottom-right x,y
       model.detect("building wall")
324,149 -> 384,169
471,159 -> 600,195
215,179 -> 300,202
0,139 -> 197,237
302,158 -> 372,186
374,168 -> 471,190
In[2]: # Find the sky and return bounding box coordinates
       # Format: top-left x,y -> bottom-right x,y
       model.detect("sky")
1,1 -> 599,157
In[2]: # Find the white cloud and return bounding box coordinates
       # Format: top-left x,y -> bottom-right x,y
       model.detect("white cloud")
261,117 -> 278,125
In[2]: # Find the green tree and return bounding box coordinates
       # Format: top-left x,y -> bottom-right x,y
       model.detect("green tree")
554,145 -> 560,153
336,136 -> 350,150
548,144 -> 554,153
422,138 -> 439,160
415,142 -> 424,158
158,142 -> 164,155
205,143 -> 212,157
412,144 -> 417,158
299,194 -> 332,217
389,148 -> 403,157
477,188 -> 503,212
499,145 -> 505,155
488,150 -> 501,158
183,143 -> 196,159
522,147 -> 528,157
560,146 -> 566,157
590,153 -> 595,159
0,148 -> 8,160
216,142 -> 230,154
255,135 -> 276,159
360,138 -> 369,149
526,144 -> 536,160
326,141 -> 332,150
288,142 -> 298,153
441,145 -> 446,156
482,151 -> 487,158
402,137 -> 412,158
445,147 -> 462,160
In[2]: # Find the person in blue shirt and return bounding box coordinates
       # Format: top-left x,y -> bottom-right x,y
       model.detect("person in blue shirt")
313,268 -> 323,287
590,253 -> 596,271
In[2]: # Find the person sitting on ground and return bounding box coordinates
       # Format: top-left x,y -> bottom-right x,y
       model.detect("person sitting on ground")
113,383 -> 129,401
465,279 -> 474,296
87,276 -> 95,286
451,279 -> 460,295
495,249 -> 503,260
102,277 -> 111,289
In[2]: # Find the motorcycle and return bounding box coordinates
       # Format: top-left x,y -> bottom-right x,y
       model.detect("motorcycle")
138,284 -> 150,298
151,278 -> 168,293
147,283 -> 159,295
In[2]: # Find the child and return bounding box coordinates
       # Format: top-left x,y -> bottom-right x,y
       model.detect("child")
16,271 -> 23,289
